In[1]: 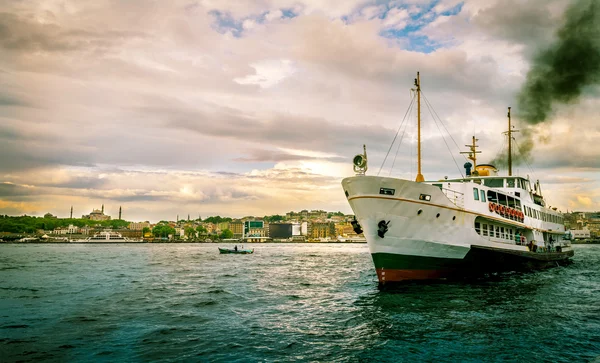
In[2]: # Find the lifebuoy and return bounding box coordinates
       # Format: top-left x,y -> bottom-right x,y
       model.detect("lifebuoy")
489,202 -> 494,212
500,205 -> 506,215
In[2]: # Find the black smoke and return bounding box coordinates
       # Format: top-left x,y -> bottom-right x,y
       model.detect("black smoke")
493,0 -> 600,169
517,0 -> 600,124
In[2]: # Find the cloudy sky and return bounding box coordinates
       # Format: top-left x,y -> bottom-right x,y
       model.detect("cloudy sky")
1,0 -> 598,222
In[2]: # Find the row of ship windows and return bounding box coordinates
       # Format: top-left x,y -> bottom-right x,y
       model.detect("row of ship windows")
471,178 -> 528,189
472,187 -> 563,224
475,222 -> 521,243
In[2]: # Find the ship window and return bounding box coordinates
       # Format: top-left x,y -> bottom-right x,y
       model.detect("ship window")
500,227 -> 505,239
516,200 -> 521,210
475,222 -> 481,234
507,179 -> 515,187
380,188 -> 395,196
498,193 -> 508,206
482,224 -> 488,236
507,196 -> 516,208
473,188 -> 479,200
484,179 -> 504,188
495,226 -> 500,238
509,229 -> 513,241
487,191 -> 498,203
419,194 -> 431,201
480,190 -> 486,202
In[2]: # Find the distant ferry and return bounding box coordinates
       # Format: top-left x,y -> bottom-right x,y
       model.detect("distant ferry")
342,73 -> 573,284
71,231 -> 141,243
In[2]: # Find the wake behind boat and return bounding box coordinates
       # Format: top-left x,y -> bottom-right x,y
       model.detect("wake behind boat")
219,246 -> 254,254
342,72 -> 573,284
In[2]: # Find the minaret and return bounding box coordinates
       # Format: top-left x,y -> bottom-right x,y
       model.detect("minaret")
70,206 -> 73,219
188,214 -> 190,221
102,204 -> 104,214
119,206 -> 122,220
177,215 -> 179,222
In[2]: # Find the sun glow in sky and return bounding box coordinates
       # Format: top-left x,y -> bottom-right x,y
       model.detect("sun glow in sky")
0,0 -> 598,222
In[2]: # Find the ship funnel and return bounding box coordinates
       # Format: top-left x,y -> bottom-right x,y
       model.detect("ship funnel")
475,164 -> 498,177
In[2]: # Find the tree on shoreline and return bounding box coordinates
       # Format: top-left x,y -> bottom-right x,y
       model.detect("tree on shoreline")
0,215 -> 130,234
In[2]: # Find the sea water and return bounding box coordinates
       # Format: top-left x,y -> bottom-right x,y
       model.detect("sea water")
1,243 -> 599,362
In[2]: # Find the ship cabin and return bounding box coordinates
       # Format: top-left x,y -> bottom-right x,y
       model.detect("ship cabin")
428,164 -> 566,248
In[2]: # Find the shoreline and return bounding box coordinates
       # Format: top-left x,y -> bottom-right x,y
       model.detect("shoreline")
0,241 -> 368,244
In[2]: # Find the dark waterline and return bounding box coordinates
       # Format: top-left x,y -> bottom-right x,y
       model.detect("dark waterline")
1,243 -> 599,362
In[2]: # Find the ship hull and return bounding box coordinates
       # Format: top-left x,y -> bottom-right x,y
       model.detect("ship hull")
372,247 -> 574,283
342,175 -> 574,284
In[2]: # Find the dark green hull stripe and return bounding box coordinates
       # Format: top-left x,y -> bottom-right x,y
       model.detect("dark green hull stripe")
372,247 -> 574,274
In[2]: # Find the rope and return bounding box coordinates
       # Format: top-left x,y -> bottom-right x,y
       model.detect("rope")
378,93 -> 416,176
423,97 -> 464,178
389,112 -> 411,176
513,137 -> 536,177
421,91 -> 468,162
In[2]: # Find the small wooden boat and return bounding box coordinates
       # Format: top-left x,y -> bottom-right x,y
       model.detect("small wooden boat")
218,247 -> 254,254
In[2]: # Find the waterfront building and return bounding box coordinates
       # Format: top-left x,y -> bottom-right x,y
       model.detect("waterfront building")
285,209 -> 327,221
129,222 -> 151,231
568,229 -> 591,240
308,222 -> 336,239
229,220 -> 244,239
217,221 -> 230,232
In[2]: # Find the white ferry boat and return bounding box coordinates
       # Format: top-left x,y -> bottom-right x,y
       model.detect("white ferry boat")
342,73 -> 573,284
71,231 -> 141,243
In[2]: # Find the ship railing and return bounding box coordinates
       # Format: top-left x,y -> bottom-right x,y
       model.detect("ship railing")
441,188 -> 464,208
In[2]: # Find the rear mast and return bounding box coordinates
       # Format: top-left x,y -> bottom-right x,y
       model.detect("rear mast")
503,107 -> 518,176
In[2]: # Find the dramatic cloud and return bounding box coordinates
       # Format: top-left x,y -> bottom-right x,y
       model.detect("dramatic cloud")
0,0 -> 598,221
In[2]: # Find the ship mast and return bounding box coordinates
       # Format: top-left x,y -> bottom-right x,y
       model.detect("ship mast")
503,107 -> 518,176
460,136 -> 480,170
415,72 -> 424,182
508,107 -> 512,176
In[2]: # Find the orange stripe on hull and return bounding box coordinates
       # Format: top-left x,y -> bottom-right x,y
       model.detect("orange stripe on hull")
376,268 -> 456,283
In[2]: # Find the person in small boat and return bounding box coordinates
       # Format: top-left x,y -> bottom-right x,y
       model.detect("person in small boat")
234,245 -> 238,252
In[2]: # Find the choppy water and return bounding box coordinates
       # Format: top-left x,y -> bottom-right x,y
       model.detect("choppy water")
1,243 -> 599,362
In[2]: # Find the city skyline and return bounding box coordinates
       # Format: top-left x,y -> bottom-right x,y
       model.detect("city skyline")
1,0 -> 599,222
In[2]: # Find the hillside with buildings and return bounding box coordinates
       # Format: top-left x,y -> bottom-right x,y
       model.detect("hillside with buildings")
0,208 -> 365,243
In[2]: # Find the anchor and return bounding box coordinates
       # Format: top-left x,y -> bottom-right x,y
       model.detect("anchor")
377,220 -> 390,238
351,217 -> 363,235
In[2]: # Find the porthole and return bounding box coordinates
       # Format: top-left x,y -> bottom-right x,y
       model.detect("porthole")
417,209 -> 423,215
436,213 -> 440,218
